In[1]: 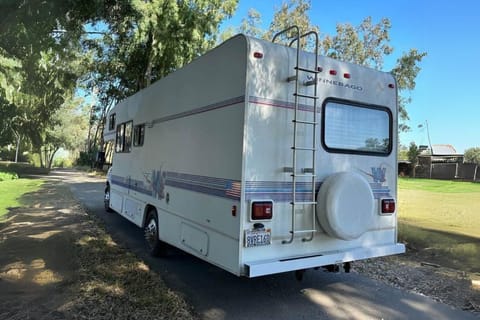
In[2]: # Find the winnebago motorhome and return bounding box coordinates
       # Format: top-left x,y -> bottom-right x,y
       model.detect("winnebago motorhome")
103,27 -> 405,278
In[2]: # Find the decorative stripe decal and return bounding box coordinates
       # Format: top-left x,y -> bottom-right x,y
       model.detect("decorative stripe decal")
111,173 -> 391,203
248,96 -> 320,113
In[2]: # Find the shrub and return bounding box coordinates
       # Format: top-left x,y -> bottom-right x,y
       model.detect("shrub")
0,171 -> 19,181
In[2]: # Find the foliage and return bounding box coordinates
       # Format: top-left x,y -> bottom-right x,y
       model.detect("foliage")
234,0 -> 426,131
0,171 -> 18,181
0,0 -> 238,167
464,147 -> 480,164
407,142 -> 420,164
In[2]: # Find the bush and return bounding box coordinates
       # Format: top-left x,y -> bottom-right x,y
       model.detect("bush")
53,157 -> 74,168
0,171 -> 19,181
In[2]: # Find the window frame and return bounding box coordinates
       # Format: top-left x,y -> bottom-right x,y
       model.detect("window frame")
321,98 -> 393,157
115,121 -> 133,153
108,113 -> 116,131
133,123 -> 145,147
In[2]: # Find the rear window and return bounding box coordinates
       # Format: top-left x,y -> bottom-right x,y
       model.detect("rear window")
322,100 -> 392,155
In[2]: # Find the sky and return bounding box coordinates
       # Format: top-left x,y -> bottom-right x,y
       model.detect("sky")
220,0 -> 480,153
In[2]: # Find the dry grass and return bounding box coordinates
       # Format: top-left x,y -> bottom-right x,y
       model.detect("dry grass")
70,227 -> 196,320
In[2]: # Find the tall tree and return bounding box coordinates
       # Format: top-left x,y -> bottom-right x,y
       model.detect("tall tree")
0,0 -> 239,165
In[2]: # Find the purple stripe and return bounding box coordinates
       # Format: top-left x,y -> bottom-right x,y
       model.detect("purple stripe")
248,96 -> 320,113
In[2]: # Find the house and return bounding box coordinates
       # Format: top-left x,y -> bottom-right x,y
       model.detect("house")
416,144 -> 464,179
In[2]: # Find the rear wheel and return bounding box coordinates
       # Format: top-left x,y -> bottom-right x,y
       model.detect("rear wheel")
144,209 -> 168,257
104,185 -> 113,212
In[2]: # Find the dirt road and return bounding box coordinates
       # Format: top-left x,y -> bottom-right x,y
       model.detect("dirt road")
0,171 -> 194,320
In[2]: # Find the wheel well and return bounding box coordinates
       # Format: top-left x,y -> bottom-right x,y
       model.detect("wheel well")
143,204 -> 157,227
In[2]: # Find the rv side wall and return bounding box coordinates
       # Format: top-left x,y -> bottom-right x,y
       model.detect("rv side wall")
106,35 -> 251,275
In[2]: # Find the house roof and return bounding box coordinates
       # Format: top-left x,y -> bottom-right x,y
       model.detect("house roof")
420,144 -> 463,156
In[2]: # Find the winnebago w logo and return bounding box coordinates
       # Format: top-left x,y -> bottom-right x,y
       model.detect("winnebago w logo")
371,167 -> 386,183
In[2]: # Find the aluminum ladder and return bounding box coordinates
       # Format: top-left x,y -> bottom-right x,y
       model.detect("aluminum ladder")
272,26 -> 319,244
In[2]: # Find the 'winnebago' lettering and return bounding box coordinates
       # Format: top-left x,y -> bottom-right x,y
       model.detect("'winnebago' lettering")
318,78 -> 363,91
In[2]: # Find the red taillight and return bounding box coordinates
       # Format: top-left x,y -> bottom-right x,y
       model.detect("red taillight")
381,198 -> 396,214
343,73 -> 351,79
253,52 -> 263,59
251,201 -> 273,220
388,83 -> 395,89
329,69 -> 337,75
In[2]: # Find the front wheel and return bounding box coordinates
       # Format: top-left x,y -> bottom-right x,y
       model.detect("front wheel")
104,185 -> 113,212
144,209 -> 168,257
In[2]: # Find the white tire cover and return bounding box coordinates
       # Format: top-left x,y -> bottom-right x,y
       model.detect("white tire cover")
316,172 -> 374,240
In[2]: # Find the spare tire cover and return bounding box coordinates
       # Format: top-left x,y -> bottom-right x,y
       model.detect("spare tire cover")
316,172 -> 374,240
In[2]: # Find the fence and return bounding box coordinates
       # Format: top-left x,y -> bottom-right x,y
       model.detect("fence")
414,162 -> 479,181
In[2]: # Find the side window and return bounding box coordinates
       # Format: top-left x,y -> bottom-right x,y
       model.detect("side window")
322,100 -> 392,155
115,121 -> 133,153
133,124 -> 145,147
115,123 -> 124,153
109,113 -> 116,130
124,121 -> 133,152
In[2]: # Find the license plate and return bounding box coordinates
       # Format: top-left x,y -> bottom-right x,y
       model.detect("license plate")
245,229 -> 271,247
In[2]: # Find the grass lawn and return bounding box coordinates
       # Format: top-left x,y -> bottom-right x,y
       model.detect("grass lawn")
0,178 -> 44,221
398,178 -> 480,273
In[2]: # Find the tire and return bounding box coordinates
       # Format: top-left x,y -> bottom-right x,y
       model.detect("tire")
144,209 -> 168,257
104,185 -> 113,212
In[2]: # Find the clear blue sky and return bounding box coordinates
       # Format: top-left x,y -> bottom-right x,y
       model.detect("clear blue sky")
221,0 -> 480,153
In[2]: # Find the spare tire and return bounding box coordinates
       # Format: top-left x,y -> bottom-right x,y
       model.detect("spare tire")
316,172 -> 374,240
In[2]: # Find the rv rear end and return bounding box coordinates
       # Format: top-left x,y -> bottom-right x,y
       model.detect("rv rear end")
239,36 -> 404,277
103,33 -> 404,278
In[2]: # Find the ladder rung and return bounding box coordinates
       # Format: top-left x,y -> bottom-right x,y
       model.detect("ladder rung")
295,66 -> 319,74
293,119 -> 317,125
283,167 -> 294,173
287,75 -> 297,82
304,80 -> 316,86
302,168 -> 314,173
294,93 -> 318,99
290,229 -> 317,234
291,201 -> 317,205
292,146 -> 316,151
291,174 -> 315,178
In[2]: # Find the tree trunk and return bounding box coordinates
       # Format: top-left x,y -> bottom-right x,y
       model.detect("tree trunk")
14,132 -> 21,163
47,147 -> 59,169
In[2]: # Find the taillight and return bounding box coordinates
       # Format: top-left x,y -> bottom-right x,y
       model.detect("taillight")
253,52 -> 263,59
381,198 -> 396,214
251,201 -> 273,220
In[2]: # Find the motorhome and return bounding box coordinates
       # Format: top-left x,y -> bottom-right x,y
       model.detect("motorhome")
103,27 -> 405,278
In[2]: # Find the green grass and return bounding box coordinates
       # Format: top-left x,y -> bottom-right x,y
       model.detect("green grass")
399,177 -> 480,193
0,178 -> 44,220
398,178 -> 480,273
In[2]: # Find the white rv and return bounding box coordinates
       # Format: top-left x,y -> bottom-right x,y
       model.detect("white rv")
103,27 -> 405,278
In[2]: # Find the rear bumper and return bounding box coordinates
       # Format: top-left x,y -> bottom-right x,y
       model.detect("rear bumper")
245,243 -> 405,277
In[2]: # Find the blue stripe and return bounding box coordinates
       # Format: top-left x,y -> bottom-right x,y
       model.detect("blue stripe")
111,173 -> 391,203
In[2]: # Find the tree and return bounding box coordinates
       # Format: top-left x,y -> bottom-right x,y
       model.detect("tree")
42,98 -> 89,169
407,142 -> 421,177
78,0 -> 238,160
464,147 -> 480,164
0,0 -> 239,167
234,0 -> 426,132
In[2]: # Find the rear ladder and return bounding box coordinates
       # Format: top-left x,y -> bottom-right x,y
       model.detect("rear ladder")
272,26 -> 320,244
